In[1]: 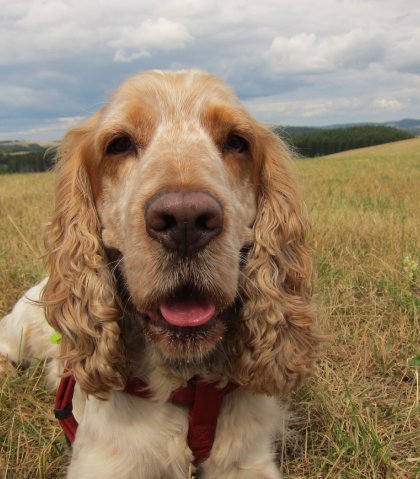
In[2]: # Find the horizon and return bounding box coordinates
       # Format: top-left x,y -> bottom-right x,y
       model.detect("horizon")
1,117 -> 419,143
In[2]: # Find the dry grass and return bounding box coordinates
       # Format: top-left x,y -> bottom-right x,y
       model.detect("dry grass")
0,139 -> 419,478
0,173 -> 52,311
0,172 -> 69,478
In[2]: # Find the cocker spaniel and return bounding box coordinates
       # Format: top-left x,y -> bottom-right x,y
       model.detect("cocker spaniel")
0,70 -> 319,478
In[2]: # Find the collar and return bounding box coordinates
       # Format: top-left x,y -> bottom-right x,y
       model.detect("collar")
55,374 -> 238,465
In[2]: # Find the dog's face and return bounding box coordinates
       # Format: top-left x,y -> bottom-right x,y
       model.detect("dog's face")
44,69 -> 317,399
86,71 -> 259,359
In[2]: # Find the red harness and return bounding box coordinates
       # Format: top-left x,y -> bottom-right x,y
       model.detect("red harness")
55,375 -> 238,465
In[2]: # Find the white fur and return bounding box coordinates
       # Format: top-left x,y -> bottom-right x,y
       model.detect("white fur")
0,279 -> 59,387
1,281 -> 286,478
0,280 -> 84,418
69,390 -> 285,479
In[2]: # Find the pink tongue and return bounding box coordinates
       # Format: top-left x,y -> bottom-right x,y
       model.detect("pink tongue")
160,297 -> 215,327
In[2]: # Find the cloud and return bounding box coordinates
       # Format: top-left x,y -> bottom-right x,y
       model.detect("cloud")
0,116 -> 86,141
0,2 -> 194,64
0,81 -> 80,118
371,98 -> 403,111
0,84 -> 49,108
17,0 -> 71,27
1,0 -> 420,138
244,95 -> 362,125
265,29 -> 386,75
387,28 -> 420,73
109,18 -> 193,62
57,116 -> 86,127
265,34 -> 334,75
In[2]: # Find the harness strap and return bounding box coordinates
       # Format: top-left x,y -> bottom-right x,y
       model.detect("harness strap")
55,375 -> 238,465
54,375 -> 78,444
179,381 -> 239,464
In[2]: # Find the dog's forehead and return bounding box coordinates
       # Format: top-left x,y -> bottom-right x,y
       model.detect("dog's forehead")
102,70 -> 241,125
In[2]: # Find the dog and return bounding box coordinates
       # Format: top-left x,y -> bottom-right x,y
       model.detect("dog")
0,70 -> 319,478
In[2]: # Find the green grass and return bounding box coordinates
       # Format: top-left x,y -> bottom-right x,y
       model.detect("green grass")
1,139 -> 419,478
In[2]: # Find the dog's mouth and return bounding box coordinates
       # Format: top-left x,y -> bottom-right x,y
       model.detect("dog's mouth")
139,285 -> 219,330
145,288 -> 216,329
137,285 -> 227,359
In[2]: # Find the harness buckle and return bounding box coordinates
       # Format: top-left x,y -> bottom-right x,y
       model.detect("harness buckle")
54,401 -> 73,420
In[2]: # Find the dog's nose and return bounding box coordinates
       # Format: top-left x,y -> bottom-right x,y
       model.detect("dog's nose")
145,191 -> 224,255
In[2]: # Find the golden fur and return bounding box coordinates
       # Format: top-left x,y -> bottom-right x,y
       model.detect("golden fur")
33,70 -> 322,476
43,70 -> 319,400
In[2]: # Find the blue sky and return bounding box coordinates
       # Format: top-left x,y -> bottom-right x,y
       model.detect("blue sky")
1,0 -> 419,140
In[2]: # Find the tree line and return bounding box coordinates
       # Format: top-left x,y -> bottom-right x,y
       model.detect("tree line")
0,149 -> 56,174
274,125 -> 414,157
0,124 -> 415,174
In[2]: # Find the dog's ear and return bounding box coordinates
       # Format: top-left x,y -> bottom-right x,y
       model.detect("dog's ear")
230,127 -> 320,396
42,115 -> 126,399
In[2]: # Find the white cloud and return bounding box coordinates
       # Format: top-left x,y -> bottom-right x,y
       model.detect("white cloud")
1,0 -> 420,138
387,28 -> 420,72
109,18 -> 193,62
371,98 -> 403,111
0,116 -> 86,141
17,0 -> 71,27
266,33 -> 333,75
302,98 -> 362,119
265,29 -> 386,75
57,116 -> 86,127
244,95 -> 362,124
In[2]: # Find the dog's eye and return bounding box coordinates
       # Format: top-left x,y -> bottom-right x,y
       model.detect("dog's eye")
106,136 -> 136,156
224,134 -> 248,154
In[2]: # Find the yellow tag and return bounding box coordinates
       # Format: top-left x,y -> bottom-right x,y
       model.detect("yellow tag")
50,331 -> 62,344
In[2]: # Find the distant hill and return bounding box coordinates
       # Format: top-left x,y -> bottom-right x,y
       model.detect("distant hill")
383,119 -> 420,135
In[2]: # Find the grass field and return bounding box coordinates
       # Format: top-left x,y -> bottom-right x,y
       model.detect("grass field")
0,138 -> 419,478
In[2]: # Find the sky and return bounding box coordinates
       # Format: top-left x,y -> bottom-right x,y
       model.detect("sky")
1,0 -> 419,140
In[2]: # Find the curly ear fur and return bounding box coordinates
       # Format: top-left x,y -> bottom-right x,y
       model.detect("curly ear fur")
42,119 -> 126,399
230,128 -> 320,396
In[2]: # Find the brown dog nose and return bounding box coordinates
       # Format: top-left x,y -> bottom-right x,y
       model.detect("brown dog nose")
145,191 -> 224,255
